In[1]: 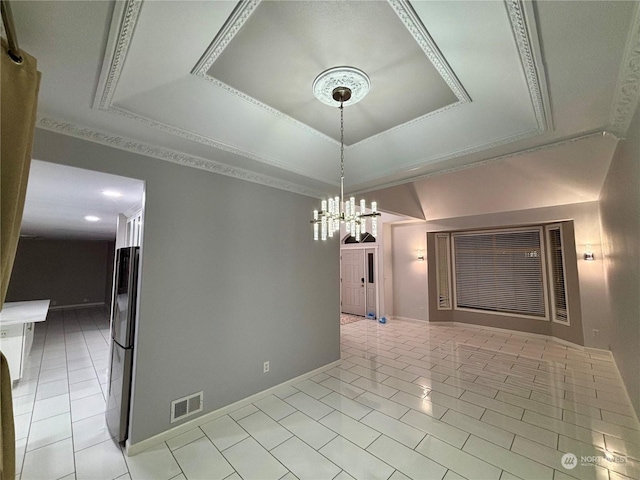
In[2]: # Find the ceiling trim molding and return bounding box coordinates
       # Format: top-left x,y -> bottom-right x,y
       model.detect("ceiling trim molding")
387,0 -> 470,103
353,127 -> 543,186
353,130 -> 620,195
93,0 -> 142,110
192,66 -> 339,146
351,0 -> 552,182
105,104 -> 338,186
36,116 -> 326,199
92,0 -> 338,184
191,0 -> 471,148
609,2 -> 640,136
505,0 -> 550,132
190,0 -> 338,146
92,0 -> 551,190
191,0 -> 260,76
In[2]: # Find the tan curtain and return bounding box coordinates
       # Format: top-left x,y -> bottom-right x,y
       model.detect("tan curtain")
0,37 -> 40,480
0,352 -> 14,480
1,37 -> 41,308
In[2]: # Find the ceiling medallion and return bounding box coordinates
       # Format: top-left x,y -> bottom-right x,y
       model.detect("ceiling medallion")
310,67 -> 380,242
312,66 -> 371,107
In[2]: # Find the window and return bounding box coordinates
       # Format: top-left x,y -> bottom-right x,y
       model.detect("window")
343,233 -> 376,244
435,233 -> 452,310
546,224 -> 570,324
452,228 -> 548,319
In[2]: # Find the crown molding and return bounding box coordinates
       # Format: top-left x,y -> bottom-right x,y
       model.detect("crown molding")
191,0 -> 471,149
609,2 -> 640,136
350,0 -> 551,183
92,0 -> 550,189
352,127 -> 543,187
505,0 -> 551,133
388,0 -> 470,104
106,104 -> 338,186
352,130 -> 620,195
36,116 -> 326,199
93,0 -> 142,110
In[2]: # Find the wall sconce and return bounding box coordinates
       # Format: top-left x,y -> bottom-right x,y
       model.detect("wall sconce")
584,245 -> 595,261
417,249 -> 424,261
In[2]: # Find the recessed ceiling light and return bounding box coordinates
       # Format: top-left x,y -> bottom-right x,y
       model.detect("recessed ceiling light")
102,190 -> 122,198
84,215 -> 100,222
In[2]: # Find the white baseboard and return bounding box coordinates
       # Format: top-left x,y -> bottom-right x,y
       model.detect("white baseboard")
389,316 -> 612,357
49,302 -> 106,311
448,321 -> 614,355
125,359 -> 342,456
391,316 -> 428,324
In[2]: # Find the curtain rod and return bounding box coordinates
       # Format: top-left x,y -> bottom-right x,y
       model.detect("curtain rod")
1,0 -> 22,63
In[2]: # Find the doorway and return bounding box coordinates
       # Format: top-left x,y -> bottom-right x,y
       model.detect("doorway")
340,240 -> 378,319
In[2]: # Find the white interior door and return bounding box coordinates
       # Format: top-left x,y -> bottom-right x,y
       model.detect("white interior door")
341,250 -> 365,316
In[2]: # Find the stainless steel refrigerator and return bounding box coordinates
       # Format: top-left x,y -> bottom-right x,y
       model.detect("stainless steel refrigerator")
106,246 -> 139,443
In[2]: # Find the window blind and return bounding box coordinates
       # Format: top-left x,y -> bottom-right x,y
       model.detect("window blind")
546,225 -> 569,324
453,229 -> 547,318
436,234 -> 452,309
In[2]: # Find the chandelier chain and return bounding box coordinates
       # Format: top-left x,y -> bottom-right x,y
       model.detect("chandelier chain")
340,102 -> 345,211
340,103 -> 345,179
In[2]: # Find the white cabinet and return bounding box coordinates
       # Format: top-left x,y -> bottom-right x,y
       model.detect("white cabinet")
0,322 -> 34,381
0,299 -> 49,382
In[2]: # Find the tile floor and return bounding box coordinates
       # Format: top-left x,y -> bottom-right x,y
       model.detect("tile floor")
11,307 -> 640,480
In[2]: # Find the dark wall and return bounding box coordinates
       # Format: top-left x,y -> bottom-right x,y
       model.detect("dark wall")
6,238 -> 115,307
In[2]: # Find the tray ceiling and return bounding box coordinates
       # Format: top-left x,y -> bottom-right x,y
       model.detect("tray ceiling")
93,0 -> 548,187
13,0 -> 639,204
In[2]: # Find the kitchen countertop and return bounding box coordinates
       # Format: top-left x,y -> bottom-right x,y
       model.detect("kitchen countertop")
0,300 -> 50,326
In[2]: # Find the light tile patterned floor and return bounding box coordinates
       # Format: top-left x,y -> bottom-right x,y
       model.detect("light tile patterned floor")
12,308 -> 640,480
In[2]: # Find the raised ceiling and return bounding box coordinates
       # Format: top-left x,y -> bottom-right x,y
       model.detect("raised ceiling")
10,0 -> 640,219
203,1 -> 460,145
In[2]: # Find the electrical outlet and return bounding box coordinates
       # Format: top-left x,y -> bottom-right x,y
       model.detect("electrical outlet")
263,361 -> 270,373
592,329 -> 599,338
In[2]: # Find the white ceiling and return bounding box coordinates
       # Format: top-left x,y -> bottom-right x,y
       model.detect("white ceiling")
9,0 -> 640,226
21,160 -> 144,240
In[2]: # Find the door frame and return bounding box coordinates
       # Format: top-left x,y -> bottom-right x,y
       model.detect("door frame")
340,242 -> 380,319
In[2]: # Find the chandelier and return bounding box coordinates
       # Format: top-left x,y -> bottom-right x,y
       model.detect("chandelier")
311,66 -> 380,241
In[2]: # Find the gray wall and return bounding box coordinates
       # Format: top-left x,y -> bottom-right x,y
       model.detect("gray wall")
33,129 -> 340,444
599,104 -> 640,416
6,238 -> 114,307
390,202 -> 610,348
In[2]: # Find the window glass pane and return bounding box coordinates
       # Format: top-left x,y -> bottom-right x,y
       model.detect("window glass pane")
453,229 -> 546,318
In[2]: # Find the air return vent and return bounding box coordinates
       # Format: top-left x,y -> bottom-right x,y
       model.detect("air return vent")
170,391 -> 203,423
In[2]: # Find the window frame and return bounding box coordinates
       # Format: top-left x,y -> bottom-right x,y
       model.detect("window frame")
435,233 -> 453,310
451,226 -> 550,321
545,223 -> 571,326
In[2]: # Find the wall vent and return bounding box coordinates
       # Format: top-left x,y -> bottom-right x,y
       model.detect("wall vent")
170,391 -> 203,423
